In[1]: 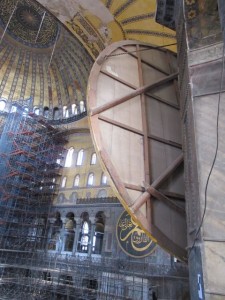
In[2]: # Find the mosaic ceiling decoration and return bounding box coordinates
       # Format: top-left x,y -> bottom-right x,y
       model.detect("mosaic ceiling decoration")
0,0 -> 58,48
0,0 -> 177,123
0,0 -> 93,122
36,0 -> 177,58
183,0 -> 221,49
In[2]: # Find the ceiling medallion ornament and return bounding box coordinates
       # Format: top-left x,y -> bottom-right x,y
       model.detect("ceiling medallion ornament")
16,5 -> 41,31
0,0 -> 59,48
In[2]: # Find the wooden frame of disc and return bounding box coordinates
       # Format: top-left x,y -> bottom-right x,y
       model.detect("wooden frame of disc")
87,41 -> 187,261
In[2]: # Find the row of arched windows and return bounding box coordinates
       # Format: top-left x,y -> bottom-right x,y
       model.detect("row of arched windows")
34,101 -> 86,119
64,148 -> 85,167
0,100 -> 86,119
64,148 -> 97,168
52,102 -> 86,119
0,100 -> 29,114
61,173 -> 107,188
0,99 -> 6,111
50,211 -> 105,255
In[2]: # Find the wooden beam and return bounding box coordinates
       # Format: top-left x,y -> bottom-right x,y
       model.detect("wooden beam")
130,191 -> 150,213
146,185 -> 185,215
137,44 -> 150,184
124,182 -> 144,192
120,46 -> 170,76
100,70 -> 137,90
151,153 -> 184,188
148,133 -> 182,149
98,115 -> 143,136
145,92 -> 179,110
98,115 -> 182,149
160,190 -> 185,201
90,72 -> 178,116
137,44 -> 151,225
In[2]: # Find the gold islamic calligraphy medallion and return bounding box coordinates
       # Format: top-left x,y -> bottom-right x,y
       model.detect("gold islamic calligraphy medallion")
116,211 -> 156,258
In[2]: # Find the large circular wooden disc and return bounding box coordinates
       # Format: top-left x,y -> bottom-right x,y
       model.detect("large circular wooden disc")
87,41 -> 187,261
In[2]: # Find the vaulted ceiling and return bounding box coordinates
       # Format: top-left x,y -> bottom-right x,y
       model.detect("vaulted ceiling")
36,0 -> 177,58
0,0 -> 176,122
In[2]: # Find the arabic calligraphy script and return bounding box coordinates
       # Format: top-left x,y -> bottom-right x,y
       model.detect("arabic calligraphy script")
117,211 -> 156,257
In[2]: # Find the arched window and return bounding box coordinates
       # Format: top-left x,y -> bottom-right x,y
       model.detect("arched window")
11,105 -> 17,113
65,147 -> 74,167
34,107 -> 40,115
63,106 -> 69,118
53,107 -> 59,119
49,212 -> 62,251
90,153 -> 97,165
0,100 -> 6,111
80,222 -> 89,252
92,212 -> 105,254
101,173 -> 107,185
87,173 -> 94,186
61,176 -> 67,188
78,212 -> 90,253
79,100 -> 85,113
74,174 -> 80,187
64,212 -> 76,252
43,107 -> 49,118
72,103 -> 78,115
76,149 -> 84,166
23,106 -> 29,116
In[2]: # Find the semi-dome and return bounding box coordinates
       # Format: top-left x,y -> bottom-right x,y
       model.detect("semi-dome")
0,0 -> 93,123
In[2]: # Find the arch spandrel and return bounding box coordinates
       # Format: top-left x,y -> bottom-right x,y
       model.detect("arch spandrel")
88,41 -> 187,261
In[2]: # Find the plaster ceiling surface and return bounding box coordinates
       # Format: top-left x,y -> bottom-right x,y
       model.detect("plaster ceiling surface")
36,0 -> 177,59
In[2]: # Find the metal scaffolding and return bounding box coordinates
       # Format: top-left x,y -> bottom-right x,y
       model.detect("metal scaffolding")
0,251 -> 189,300
0,105 -> 189,300
0,104 -> 66,252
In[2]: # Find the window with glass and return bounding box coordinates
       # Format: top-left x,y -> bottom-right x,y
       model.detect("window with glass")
48,212 -> 62,251
76,149 -> 84,166
34,107 -> 40,115
23,106 -> 29,115
74,174 -> 80,187
72,103 -> 78,115
0,100 -> 6,111
64,212 -> 76,252
77,212 -> 90,253
90,153 -> 97,165
87,173 -> 94,186
65,147 -> 74,167
43,107 -> 49,118
53,107 -> 59,119
61,176 -> 67,188
92,212 -> 105,254
101,173 -> 107,185
79,100 -> 85,113
63,106 -> 69,118
11,105 -> 17,113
